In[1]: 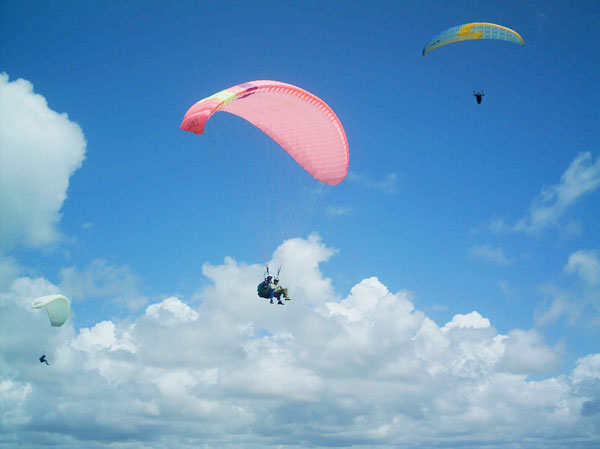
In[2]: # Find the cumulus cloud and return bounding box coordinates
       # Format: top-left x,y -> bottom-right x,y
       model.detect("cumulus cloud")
442,310 -> 490,330
0,380 -> 32,427
71,321 -> 136,355
0,255 -> 23,291
0,237 -> 598,448
514,152 -> 600,235
144,296 -> 198,323
502,329 -> 562,373
572,354 -> 600,418
0,73 -> 86,250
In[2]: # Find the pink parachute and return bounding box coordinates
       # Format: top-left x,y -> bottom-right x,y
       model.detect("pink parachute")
180,80 -> 349,185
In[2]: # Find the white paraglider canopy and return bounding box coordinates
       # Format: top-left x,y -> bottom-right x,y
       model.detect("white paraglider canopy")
32,294 -> 70,327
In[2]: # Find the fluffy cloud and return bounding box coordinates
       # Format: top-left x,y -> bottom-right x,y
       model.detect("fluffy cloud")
0,255 -> 23,292
0,73 -> 86,250
572,354 -> 600,418
0,237 -> 598,448
514,152 -> 600,234
502,329 -> 562,373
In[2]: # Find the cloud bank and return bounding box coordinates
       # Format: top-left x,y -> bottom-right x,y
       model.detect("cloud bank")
1,237 -> 598,449
0,73 -> 86,250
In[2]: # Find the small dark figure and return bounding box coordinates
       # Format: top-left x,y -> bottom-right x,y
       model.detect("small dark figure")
474,90 -> 484,104
39,354 -> 49,365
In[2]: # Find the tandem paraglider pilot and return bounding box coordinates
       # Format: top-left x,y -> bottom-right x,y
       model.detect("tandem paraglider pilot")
257,276 -> 291,305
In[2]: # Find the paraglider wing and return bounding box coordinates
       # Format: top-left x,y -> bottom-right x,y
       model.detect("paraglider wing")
32,294 -> 70,327
180,80 -> 349,185
422,22 -> 524,56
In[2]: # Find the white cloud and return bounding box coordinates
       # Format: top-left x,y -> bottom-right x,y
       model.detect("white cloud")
572,353 -> 600,386
469,244 -> 514,266
0,237 -> 598,448
0,73 -> 86,250
442,311 -> 491,331
153,369 -> 197,398
0,273 -> 60,310
566,249 -> 600,286
71,320 -> 136,354
514,152 -> 600,234
0,380 -> 32,426
144,296 -> 198,322
502,329 -> 562,373
326,276 -> 412,322
0,255 -> 23,291
571,354 -> 600,418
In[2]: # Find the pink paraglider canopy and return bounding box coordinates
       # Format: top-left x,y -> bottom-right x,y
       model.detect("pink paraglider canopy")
180,80 -> 349,185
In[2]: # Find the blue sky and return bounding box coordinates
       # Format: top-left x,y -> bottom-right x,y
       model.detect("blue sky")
1,1 -> 599,448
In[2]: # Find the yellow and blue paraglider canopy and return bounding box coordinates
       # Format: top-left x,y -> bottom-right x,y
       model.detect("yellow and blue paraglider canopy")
422,22 -> 524,56
32,294 -> 70,327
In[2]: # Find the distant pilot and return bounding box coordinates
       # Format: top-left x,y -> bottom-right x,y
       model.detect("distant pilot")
474,90 -> 485,104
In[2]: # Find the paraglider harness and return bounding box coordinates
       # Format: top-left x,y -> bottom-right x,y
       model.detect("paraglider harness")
257,281 -> 271,298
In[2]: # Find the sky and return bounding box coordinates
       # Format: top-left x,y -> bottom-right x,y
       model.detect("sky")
1,0 -> 599,448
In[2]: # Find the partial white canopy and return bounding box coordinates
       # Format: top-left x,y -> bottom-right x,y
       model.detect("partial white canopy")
32,294 -> 70,327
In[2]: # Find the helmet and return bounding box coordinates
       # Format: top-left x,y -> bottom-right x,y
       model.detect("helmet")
274,278 -> 279,284
266,275 -> 273,281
